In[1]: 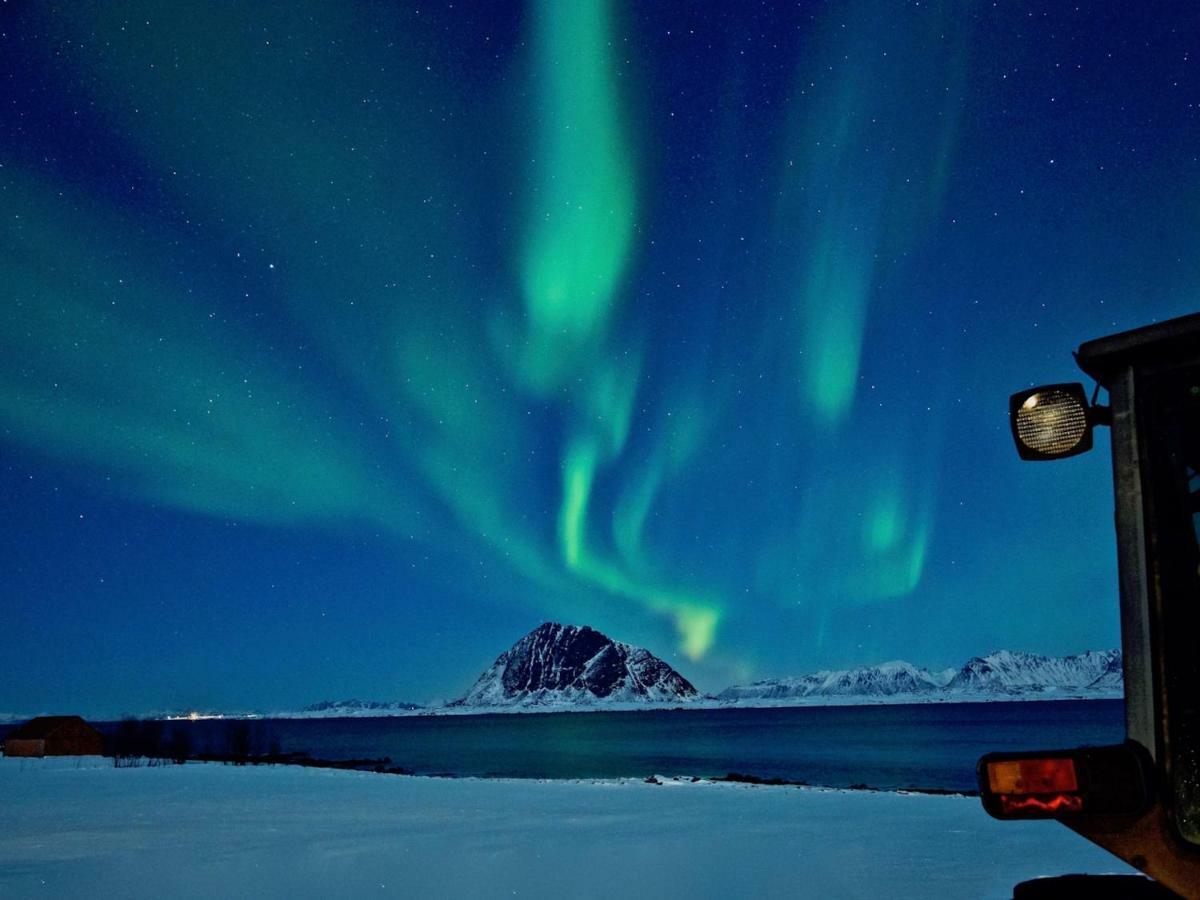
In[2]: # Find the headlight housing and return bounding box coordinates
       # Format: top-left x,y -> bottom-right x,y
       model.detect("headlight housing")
1010,382 -> 1094,460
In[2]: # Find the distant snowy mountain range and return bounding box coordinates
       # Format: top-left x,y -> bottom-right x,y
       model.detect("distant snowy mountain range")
253,624 -> 1124,719
718,649 -> 1123,705
288,699 -> 425,718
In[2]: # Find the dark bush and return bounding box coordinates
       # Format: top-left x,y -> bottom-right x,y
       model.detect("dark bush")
112,718 -> 143,767
167,726 -> 192,765
227,722 -> 252,765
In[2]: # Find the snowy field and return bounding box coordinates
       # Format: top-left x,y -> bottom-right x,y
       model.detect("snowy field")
0,757 -> 1133,899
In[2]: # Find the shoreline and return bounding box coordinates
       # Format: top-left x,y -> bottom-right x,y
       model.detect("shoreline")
51,692 -> 1120,724
0,692 -> 1123,727
0,754 -> 980,797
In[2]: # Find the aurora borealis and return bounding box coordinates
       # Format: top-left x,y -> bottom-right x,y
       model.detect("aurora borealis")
1,1 -> 1197,714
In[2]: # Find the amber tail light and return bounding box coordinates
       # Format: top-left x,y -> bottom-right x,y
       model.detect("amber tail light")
978,744 -> 1152,820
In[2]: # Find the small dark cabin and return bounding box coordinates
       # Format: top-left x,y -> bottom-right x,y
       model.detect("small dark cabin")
3,716 -> 105,757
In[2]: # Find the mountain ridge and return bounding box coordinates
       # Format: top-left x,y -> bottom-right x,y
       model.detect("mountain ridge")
291,699 -> 424,718
452,622 -> 700,709
720,648 -> 1122,705
263,634 -> 1123,718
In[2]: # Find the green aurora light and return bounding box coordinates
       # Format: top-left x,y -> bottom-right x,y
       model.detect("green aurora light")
2,0 -> 1179,699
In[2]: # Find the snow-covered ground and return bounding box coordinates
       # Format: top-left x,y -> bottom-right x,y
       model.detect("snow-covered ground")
0,757 -> 1133,899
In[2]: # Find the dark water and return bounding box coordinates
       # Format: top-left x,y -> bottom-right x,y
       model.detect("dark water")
75,700 -> 1124,792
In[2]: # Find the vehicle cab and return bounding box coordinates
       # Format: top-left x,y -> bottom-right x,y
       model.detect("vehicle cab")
979,312 -> 1200,898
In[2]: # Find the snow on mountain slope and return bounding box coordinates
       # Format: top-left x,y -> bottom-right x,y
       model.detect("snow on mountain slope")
930,667 -> 957,688
267,642 -> 1122,719
816,661 -> 945,697
455,623 -> 700,708
283,699 -> 424,718
1087,652 -> 1125,691
720,660 -> 944,701
721,650 -> 1122,705
946,650 -> 1120,693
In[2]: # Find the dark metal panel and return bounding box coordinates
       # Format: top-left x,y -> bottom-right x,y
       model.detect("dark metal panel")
1110,367 -> 1157,758
1078,313 -> 1200,381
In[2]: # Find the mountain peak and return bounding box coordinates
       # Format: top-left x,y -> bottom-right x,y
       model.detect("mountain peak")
456,623 -> 699,708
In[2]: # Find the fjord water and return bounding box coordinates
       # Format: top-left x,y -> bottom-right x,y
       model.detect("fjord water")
166,700 -> 1122,792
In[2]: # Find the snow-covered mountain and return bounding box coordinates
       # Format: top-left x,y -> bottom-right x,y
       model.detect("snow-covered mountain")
946,650 -> 1120,694
1087,652 -> 1125,691
719,660 -> 945,702
453,623 -> 700,709
720,649 -> 1122,705
284,699 -> 423,718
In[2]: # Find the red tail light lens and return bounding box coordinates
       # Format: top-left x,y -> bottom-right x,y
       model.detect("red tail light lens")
999,793 -> 1085,815
978,745 -> 1152,821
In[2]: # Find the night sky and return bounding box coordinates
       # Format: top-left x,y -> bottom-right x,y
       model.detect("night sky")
1,1 -> 1197,717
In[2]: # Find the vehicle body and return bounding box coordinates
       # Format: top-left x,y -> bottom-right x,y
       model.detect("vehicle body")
981,312 -> 1200,897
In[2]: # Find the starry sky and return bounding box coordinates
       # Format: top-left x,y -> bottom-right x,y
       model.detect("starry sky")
1,0 -> 1197,717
